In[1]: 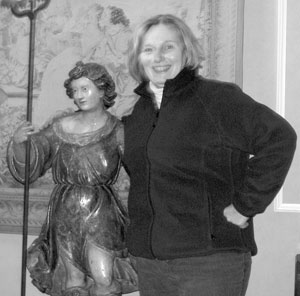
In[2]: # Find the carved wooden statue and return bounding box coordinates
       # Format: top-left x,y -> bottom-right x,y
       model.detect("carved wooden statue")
7,62 -> 138,296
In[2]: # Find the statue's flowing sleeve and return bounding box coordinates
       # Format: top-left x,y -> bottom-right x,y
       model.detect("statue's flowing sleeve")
7,129 -> 53,185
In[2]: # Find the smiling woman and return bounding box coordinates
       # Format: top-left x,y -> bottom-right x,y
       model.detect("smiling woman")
122,13 -> 296,296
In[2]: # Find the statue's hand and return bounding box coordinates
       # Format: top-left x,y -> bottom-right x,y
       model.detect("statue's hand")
13,121 -> 37,144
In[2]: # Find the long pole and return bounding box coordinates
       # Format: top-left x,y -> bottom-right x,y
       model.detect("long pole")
21,8 -> 36,296
0,1 -> 50,295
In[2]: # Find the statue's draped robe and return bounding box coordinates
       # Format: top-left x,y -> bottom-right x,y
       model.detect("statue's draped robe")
7,114 -> 137,295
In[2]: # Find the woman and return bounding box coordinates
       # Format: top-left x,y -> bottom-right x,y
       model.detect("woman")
122,14 -> 297,295
7,62 -> 137,296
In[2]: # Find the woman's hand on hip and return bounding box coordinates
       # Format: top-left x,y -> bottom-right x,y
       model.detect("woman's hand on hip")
223,204 -> 249,229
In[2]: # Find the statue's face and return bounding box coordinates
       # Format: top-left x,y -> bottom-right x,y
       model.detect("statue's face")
70,77 -> 104,111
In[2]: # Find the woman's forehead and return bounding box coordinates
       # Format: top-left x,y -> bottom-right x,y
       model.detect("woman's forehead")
142,24 -> 181,44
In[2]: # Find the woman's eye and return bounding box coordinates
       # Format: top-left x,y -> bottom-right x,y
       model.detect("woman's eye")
143,47 -> 153,53
164,44 -> 174,50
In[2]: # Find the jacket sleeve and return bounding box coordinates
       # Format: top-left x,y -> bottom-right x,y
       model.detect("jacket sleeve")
217,84 -> 297,217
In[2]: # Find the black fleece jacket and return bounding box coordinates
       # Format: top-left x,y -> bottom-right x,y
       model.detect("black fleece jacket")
122,68 -> 297,260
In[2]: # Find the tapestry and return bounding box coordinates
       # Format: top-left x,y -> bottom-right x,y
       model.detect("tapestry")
0,0 -> 244,233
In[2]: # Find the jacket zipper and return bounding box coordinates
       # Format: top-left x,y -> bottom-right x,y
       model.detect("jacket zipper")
206,190 -> 216,241
145,109 -> 160,258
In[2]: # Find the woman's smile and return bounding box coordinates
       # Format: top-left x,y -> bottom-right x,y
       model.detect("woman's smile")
152,65 -> 171,73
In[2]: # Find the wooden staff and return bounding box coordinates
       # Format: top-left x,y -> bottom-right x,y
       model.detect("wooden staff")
0,1 -> 50,295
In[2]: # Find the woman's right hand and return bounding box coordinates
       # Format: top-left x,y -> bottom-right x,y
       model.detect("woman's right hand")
223,204 -> 249,229
13,121 -> 37,144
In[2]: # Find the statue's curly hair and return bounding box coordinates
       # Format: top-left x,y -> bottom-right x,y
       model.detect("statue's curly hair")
64,61 -> 117,109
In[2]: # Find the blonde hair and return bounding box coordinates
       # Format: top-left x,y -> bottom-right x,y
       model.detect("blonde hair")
128,14 -> 204,82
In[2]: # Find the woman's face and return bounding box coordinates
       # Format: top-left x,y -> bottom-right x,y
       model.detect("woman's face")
139,23 -> 185,88
71,77 -> 104,111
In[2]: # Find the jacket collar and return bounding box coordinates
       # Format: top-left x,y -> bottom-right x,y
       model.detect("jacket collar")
134,68 -> 198,98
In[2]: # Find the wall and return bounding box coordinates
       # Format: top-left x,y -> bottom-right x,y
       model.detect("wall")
243,1 -> 300,296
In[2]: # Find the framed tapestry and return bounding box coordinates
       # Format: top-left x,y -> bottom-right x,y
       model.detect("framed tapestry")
0,0 -> 245,234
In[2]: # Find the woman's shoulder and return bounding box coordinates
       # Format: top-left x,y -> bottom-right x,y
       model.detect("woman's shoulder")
195,75 -> 256,107
196,75 -> 242,94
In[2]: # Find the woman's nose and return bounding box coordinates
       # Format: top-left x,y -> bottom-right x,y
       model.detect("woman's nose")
153,49 -> 164,62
